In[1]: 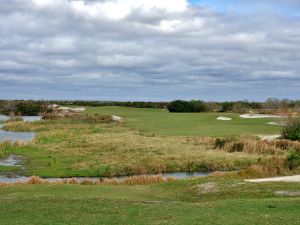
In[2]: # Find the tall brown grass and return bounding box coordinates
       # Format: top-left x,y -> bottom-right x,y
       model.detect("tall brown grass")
237,157 -> 289,178
0,175 -> 175,187
214,136 -> 300,155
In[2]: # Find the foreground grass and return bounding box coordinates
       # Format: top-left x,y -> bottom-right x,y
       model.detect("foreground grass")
1,117 -> 282,177
86,106 -> 281,136
0,177 -> 299,225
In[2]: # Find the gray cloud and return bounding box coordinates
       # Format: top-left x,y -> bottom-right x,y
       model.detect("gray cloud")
0,0 -> 299,101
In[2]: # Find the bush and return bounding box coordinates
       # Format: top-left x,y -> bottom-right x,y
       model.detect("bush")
287,152 -> 300,170
167,100 -> 207,113
230,142 -> 245,152
281,119 -> 300,141
214,138 -> 226,149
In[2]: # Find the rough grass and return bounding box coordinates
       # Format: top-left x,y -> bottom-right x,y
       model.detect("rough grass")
86,106 -> 281,136
1,116 -> 295,178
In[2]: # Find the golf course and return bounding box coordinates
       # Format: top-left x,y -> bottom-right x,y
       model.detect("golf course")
0,105 -> 299,225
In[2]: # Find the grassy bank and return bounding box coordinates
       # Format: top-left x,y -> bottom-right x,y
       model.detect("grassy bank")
86,106 -> 281,136
1,116 -> 273,177
0,176 -> 299,225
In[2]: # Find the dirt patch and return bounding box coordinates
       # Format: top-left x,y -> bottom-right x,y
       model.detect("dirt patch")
275,190 -> 300,196
197,182 -> 218,194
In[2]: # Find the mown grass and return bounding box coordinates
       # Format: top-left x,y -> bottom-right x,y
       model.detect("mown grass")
86,106 -> 281,136
0,176 -> 299,225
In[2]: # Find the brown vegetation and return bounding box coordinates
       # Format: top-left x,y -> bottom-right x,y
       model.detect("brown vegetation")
0,175 -> 175,187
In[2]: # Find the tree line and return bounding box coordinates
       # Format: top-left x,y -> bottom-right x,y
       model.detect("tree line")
0,98 -> 300,115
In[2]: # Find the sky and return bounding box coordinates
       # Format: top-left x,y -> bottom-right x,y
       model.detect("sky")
0,0 -> 299,101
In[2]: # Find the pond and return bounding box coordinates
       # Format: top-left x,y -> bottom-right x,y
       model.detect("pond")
0,116 -> 41,143
0,115 -> 212,183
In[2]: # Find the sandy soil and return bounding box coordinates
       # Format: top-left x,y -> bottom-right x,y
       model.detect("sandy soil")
245,175 -> 300,183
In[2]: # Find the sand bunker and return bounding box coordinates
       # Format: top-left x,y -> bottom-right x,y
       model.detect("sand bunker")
267,122 -> 287,126
58,107 -> 86,112
240,114 -> 287,119
112,115 -> 123,122
258,135 -> 281,141
245,175 -> 300,183
217,117 -> 232,121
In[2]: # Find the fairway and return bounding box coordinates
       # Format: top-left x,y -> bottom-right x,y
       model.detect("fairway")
87,106 -> 281,136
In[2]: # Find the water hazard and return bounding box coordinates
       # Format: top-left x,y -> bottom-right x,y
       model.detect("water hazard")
0,115 -> 212,183
0,116 -> 41,143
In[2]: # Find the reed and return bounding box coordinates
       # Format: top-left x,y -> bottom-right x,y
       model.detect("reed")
0,175 -> 174,187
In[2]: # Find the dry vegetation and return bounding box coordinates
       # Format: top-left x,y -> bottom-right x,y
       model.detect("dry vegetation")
0,175 -> 175,187
1,114 -> 299,178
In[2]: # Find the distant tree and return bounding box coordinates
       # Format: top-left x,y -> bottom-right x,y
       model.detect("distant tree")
167,100 -> 207,113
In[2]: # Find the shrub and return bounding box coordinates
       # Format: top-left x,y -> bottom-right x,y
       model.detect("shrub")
214,138 -> 226,149
230,142 -> 244,152
281,119 -> 300,141
287,152 -> 300,170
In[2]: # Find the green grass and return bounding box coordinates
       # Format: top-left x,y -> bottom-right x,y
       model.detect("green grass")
2,119 -> 270,177
0,165 -> 20,173
86,106 -> 281,136
0,177 -> 299,225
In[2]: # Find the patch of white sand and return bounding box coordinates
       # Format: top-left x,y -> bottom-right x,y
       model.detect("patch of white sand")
112,115 -> 123,122
267,122 -> 287,126
58,107 -> 86,112
258,135 -> 281,141
240,114 -> 287,119
217,117 -> 232,121
245,175 -> 300,183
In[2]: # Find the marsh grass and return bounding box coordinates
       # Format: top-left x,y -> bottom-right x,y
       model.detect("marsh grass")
1,117 -> 297,178
214,136 -> 300,155
0,175 -> 175,186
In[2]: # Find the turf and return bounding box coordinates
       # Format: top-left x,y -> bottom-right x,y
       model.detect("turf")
0,177 -> 299,225
86,106 -> 281,136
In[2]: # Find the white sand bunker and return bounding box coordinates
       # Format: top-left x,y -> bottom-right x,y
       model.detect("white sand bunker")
240,114 -> 287,119
258,135 -> 281,141
112,115 -> 123,122
267,122 -> 287,126
217,117 -> 232,121
245,175 -> 300,183
58,107 -> 86,112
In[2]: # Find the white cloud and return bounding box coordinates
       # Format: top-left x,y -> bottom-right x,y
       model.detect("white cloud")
0,0 -> 299,100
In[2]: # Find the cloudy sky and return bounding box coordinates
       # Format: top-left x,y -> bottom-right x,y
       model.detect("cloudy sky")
0,0 -> 299,101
